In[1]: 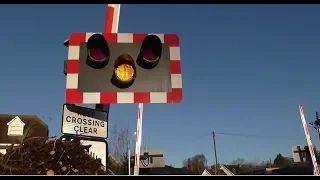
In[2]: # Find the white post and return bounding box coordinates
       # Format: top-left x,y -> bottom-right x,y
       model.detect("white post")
133,103 -> 144,175
128,149 -> 131,175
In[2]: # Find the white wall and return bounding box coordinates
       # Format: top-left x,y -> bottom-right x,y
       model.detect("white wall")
0,149 -> 6,154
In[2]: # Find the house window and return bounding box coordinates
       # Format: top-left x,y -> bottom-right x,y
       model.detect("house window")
7,116 -> 25,136
8,126 -> 23,135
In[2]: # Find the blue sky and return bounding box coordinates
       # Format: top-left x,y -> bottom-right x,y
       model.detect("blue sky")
1,4 -> 320,167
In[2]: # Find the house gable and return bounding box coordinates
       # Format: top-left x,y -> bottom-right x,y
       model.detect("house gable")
201,169 -> 211,175
0,114 -> 48,144
6,116 -> 25,136
220,165 -> 236,176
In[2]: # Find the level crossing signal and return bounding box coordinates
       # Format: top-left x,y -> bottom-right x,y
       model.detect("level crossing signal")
64,33 -> 183,104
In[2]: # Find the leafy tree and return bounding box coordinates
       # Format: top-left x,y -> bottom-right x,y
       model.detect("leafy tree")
273,153 -> 294,168
273,154 -> 285,167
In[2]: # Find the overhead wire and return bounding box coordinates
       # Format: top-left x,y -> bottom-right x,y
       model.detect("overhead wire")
179,131 -> 298,147
185,131 -> 297,144
214,131 -> 297,140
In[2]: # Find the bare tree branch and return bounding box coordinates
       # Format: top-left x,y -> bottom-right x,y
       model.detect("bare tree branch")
182,154 -> 208,174
109,125 -> 133,163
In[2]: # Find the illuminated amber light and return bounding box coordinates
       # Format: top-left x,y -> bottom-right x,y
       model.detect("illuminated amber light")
115,64 -> 135,82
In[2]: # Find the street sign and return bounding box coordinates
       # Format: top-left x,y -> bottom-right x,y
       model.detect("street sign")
60,135 -> 108,170
61,104 -> 108,139
65,32 -> 182,104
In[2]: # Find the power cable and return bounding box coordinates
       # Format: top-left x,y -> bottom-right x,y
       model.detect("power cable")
179,131 -> 297,147
191,131 -> 296,141
214,131 -> 297,140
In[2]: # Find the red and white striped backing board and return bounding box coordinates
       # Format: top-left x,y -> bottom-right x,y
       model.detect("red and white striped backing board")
66,32 -> 182,104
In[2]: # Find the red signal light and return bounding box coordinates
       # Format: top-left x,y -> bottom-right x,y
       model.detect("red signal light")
86,34 -> 110,69
137,35 -> 162,69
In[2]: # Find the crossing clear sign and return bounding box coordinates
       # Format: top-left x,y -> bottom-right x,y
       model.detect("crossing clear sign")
61,104 -> 108,139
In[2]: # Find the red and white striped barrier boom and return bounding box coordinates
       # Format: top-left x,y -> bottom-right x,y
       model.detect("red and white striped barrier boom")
299,104 -> 320,176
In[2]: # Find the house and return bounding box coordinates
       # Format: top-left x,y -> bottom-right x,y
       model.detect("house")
219,164 -> 278,175
142,165 -> 189,175
206,165 -> 242,175
270,167 -> 313,175
201,169 -> 212,175
241,168 -> 268,175
219,165 -> 243,175
0,114 -> 48,154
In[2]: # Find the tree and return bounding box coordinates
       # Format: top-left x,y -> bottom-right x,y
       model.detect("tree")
109,125 -> 134,174
182,154 -> 207,174
260,159 -> 272,168
109,125 -> 131,162
107,155 -> 122,175
231,157 -> 245,166
230,157 -> 259,172
273,154 -> 285,167
273,153 -> 294,168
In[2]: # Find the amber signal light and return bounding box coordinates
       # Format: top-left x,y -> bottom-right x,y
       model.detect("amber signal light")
111,54 -> 137,89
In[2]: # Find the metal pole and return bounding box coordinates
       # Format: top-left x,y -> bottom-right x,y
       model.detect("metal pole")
212,131 -> 218,175
128,149 -> 131,175
318,128 -> 320,142
316,112 -> 320,143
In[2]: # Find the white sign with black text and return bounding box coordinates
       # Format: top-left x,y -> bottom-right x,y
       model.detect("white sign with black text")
61,104 -> 108,139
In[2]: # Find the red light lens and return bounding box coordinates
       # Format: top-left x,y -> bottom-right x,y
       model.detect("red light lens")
141,49 -> 159,62
88,49 -> 107,61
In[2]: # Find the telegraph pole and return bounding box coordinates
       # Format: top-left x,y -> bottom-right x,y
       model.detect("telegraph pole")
212,131 -> 218,175
309,111 -> 320,142
316,112 -> 320,142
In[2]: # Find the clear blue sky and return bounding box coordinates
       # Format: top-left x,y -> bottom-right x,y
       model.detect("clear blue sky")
1,4 -> 320,168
